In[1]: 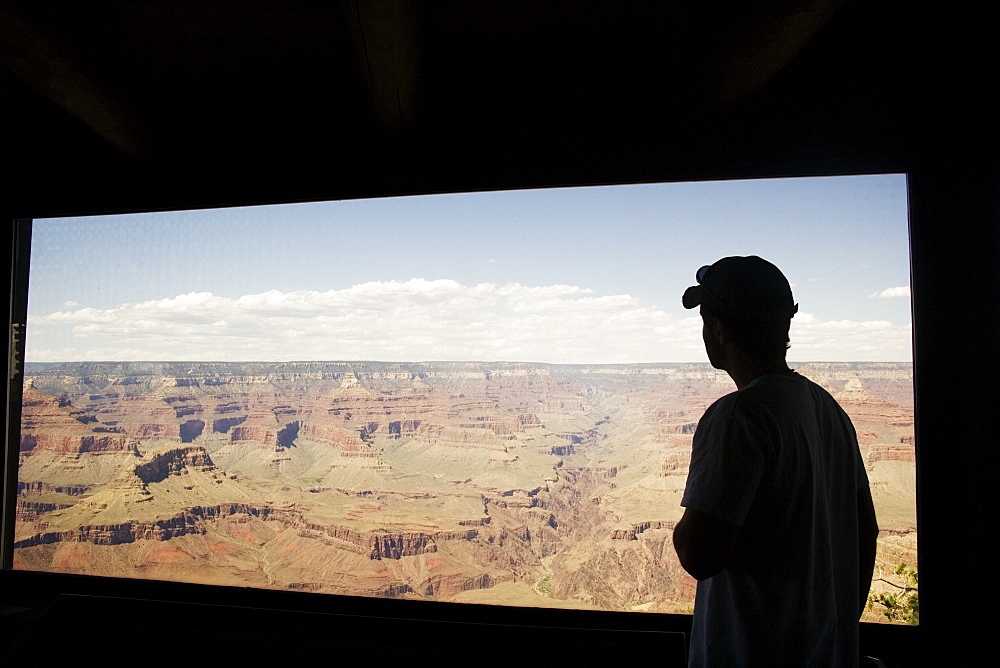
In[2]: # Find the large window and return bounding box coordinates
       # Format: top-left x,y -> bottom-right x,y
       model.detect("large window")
13,175 -> 915,621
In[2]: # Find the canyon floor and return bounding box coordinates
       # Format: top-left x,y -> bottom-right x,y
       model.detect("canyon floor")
14,361 -> 916,621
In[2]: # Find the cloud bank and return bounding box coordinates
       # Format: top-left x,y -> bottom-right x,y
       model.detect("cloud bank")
869,286 -> 911,299
26,279 -> 912,363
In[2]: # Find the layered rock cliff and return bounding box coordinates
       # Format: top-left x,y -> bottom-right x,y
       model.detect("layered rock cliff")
15,360 -> 916,613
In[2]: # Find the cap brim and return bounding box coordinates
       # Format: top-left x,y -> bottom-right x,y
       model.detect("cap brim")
682,285 -> 702,309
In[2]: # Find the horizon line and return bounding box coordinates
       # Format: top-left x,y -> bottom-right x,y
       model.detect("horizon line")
23,359 -> 914,367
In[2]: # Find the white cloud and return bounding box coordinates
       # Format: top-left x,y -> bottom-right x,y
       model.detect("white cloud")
788,312 -> 911,362
869,286 -> 911,300
25,280 -> 913,364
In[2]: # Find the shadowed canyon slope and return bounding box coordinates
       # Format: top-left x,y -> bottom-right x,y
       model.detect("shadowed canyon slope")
15,361 -> 916,615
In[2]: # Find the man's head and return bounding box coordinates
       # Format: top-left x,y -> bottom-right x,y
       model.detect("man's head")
682,256 -> 798,366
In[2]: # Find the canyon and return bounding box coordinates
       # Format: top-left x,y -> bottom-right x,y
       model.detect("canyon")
14,361 -> 916,618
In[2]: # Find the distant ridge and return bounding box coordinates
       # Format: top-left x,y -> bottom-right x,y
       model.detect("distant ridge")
24,360 -> 913,374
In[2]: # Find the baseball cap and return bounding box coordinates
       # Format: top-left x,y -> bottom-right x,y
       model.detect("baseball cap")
681,256 -> 798,318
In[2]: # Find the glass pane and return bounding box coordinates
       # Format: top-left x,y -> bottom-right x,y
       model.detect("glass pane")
14,175 -> 915,622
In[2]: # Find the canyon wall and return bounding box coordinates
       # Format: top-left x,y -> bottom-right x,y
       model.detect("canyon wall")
16,361 -> 916,616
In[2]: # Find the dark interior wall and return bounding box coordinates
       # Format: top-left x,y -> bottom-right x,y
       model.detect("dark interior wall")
3,1 -> 998,661
908,167 -> 999,659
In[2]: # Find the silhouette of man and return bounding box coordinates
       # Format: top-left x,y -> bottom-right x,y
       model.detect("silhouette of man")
673,256 -> 878,666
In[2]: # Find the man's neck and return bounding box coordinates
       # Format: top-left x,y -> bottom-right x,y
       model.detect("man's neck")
726,356 -> 792,390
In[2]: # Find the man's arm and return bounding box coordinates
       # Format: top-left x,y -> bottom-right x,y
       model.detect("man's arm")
857,486 -> 879,618
673,507 -> 740,581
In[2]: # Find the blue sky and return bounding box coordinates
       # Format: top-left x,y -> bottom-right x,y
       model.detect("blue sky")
25,174 -> 912,363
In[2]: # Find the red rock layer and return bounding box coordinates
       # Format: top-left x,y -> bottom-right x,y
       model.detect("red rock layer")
867,443 -> 916,464
20,387 -> 130,454
134,445 -> 217,484
610,520 -> 674,540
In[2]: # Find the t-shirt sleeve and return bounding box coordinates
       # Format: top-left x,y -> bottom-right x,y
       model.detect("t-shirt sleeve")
681,395 -> 769,528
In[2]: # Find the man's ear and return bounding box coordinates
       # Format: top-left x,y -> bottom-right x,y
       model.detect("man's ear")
707,313 -> 729,345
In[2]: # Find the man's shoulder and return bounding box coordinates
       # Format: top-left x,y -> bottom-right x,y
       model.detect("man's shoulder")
699,372 -> 852,437
701,387 -> 742,423
731,372 -> 850,422
743,372 -> 837,403
700,375 -> 794,422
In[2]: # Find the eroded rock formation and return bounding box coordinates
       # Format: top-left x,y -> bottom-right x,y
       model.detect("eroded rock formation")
15,361 -> 916,614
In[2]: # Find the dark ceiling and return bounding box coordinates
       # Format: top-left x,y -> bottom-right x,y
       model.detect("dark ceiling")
1,1 -> 997,216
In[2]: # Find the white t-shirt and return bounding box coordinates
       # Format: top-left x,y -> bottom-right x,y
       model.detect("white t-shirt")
681,372 -> 869,667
